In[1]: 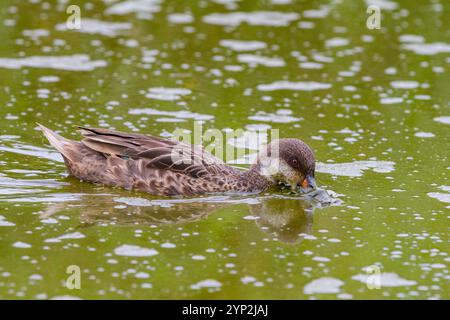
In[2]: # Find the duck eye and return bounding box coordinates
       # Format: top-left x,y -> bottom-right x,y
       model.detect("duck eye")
291,159 -> 298,166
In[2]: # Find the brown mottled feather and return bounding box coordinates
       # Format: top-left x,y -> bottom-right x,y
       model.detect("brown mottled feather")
78,126 -> 236,178
39,124 -> 273,196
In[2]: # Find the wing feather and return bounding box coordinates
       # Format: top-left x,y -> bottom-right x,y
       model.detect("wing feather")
78,126 -> 236,178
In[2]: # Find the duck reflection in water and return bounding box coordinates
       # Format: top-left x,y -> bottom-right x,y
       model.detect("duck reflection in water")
251,198 -> 313,244
41,189 -> 338,244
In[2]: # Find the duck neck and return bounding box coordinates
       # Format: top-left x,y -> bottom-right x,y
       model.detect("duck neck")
240,163 -> 276,192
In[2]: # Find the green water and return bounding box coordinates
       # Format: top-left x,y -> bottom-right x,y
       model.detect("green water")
0,0 -> 449,299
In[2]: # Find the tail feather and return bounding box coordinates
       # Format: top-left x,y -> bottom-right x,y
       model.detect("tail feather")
38,123 -> 76,162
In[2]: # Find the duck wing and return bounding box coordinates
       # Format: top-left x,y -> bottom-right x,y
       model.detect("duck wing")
78,127 -> 237,178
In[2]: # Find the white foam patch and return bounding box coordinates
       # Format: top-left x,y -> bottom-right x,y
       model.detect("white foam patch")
45,232 -> 86,243
317,160 -> 395,177
385,67 -> 397,75
154,117 -> 186,123
105,0 -> 162,16
390,80 -> 420,89
237,54 -> 285,67
22,29 -> 50,39
144,87 -> 192,101
398,34 -> 425,43
325,37 -> 349,48
58,232 -> 85,240
380,97 -> 403,104
13,241 -> 32,248
129,107 -> 213,121
220,39 -> 267,51
39,76 -> 60,83
114,244 -> 159,257
298,21 -> 315,29
161,242 -> 176,248
211,0 -> 240,9
302,6 -> 330,18
167,13 -> 193,24
241,276 -> 256,284
299,62 -> 323,69
352,272 -> 417,287
0,55 -> 107,71
303,277 -> 344,294
434,116 -> 450,125
414,95 -> 431,100
0,215 -> 15,227
135,272 -> 150,279
248,109 -> 301,123
364,0 -> 398,10
427,192 -> 450,204
257,81 -> 331,91
203,11 -> 299,27
414,132 -> 435,138
402,42 -> 450,55
271,0 -> 292,4
41,218 -> 58,224
190,279 -> 222,290
428,186 -> 450,204
55,19 -> 132,37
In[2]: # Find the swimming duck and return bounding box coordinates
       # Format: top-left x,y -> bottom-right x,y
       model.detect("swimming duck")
39,124 -> 316,196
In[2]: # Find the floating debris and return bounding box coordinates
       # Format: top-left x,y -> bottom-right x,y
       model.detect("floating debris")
0,55 -> 107,71
190,279 -> 222,290
352,272 -> 417,287
114,244 -> 159,257
257,81 -> 331,91
303,277 -> 344,294
203,11 -> 299,27
220,39 -> 267,51
55,19 -> 132,37
317,161 -> 395,177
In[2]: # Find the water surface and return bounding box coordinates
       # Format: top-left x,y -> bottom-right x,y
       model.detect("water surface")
0,0 -> 449,299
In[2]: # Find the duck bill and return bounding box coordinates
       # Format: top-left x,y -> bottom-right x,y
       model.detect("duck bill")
300,175 -> 316,193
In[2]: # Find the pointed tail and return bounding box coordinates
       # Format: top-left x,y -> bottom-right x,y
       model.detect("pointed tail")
38,123 -> 77,162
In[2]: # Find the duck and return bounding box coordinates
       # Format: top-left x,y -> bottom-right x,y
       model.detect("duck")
38,124 -> 317,197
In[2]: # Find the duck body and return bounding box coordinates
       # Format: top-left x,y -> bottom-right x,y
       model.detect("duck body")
39,125 -> 316,196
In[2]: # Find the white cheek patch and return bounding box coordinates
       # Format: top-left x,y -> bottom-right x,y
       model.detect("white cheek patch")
279,161 -> 301,183
259,157 -> 281,181
259,157 -> 299,184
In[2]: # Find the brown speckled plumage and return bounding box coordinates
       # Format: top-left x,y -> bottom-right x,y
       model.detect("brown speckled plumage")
39,124 -> 316,196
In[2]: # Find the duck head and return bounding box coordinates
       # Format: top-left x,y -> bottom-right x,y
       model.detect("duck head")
256,138 -> 316,193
